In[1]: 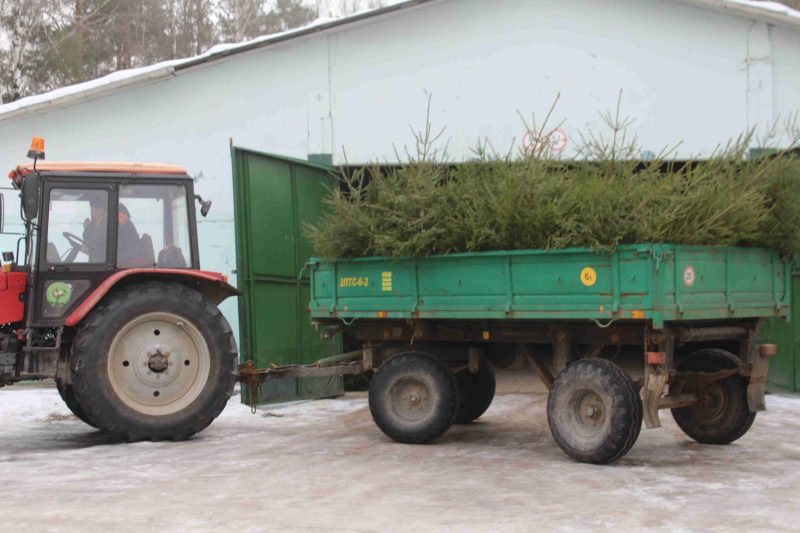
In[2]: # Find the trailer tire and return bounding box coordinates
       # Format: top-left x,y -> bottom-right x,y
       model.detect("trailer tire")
56,377 -> 98,428
547,358 -> 642,464
71,282 -> 237,441
671,349 -> 755,445
369,351 -> 459,444
454,364 -> 496,424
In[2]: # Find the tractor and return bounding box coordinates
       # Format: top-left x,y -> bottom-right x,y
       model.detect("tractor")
0,139 -> 239,440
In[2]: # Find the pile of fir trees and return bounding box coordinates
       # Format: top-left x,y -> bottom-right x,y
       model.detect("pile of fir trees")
306,107 -> 800,259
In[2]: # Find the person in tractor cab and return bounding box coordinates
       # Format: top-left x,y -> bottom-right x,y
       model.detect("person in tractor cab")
116,203 -> 144,266
82,200 -> 142,265
82,196 -> 108,262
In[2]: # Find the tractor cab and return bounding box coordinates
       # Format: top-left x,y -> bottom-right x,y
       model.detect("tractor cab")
7,160 -> 205,326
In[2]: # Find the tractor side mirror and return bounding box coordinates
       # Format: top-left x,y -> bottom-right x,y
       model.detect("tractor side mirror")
21,173 -> 40,220
194,194 -> 212,218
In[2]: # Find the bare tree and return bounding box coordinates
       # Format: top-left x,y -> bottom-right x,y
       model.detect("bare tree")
0,0 -> 58,102
217,0 -> 265,42
313,0 -> 386,18
217,0 -> 316,42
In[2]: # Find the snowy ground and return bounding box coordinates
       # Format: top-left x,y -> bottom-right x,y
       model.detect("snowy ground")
1,380 -> 799,532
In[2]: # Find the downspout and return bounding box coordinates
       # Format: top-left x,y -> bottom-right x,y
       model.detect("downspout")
745,21 -> 775,148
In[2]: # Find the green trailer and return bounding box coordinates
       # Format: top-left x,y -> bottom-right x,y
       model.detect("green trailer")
308,244 -> 790,328
241,244 -> 789,464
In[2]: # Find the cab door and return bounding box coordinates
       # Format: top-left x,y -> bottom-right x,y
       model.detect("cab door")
34,182 -> 116,326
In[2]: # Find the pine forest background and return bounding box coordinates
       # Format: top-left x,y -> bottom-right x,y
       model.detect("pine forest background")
0,0 -> 392,104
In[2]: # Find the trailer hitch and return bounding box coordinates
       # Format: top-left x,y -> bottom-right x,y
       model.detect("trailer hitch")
238,361 -> 267,413
237,351 -> 367,413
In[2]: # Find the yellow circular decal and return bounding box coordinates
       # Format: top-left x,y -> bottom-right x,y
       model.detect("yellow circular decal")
580,267 -> 597,287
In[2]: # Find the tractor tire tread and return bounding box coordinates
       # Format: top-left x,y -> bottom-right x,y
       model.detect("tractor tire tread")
56,377 -> 99,428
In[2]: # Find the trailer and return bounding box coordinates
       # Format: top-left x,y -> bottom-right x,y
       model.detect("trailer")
241,244 -> 788,464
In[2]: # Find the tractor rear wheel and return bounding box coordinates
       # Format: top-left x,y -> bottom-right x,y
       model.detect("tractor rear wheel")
71,282 -> 237,441
56,377 -> 98,428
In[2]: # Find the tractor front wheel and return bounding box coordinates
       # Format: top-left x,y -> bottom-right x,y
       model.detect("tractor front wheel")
71,282 -> 237,441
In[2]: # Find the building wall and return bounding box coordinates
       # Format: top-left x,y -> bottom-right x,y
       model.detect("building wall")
0,0 -> 798,335
331,0 -> 755,160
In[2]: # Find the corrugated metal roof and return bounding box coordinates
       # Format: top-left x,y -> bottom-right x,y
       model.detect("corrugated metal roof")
0,0 -> 796,123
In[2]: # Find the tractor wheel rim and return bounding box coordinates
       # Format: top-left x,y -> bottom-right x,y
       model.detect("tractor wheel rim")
107,312 -> 210,416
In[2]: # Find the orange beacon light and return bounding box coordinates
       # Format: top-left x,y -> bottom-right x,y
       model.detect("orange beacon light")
27,137 -> 45,160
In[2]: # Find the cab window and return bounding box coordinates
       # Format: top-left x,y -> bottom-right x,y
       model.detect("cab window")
118,184 -> 191,268
46,189 -> 108,264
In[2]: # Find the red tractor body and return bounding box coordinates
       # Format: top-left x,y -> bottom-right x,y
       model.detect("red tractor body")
0,272 -> 26,324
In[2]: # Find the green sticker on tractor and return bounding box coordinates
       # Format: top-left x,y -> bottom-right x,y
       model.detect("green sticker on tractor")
46,282 -> 73,308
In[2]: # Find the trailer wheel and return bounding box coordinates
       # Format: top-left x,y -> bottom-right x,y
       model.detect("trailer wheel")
71,282 -> 237,441
547,358 -> 642,464
671,349 -> 755,445
369,351 -> 459,444
454,364 -> 496,424
55,377 -> 98,428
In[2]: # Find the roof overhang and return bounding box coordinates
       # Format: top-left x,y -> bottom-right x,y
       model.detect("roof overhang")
0,64 -> 175,123
0,0 -> 436,123
672,0 -> 800,30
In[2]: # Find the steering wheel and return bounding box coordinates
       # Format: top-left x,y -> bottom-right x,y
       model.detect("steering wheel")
63,232 -> 86,249
61,232 -> 88,264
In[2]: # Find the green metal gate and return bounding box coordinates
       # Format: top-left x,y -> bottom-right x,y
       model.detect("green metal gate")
751,148 -> 799,393
231,146 -> 343,404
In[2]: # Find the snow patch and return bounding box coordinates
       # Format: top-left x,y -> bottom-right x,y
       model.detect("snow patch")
728,0 -> 800,20
0,388 -> 74,424
1,385 -> 799,530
